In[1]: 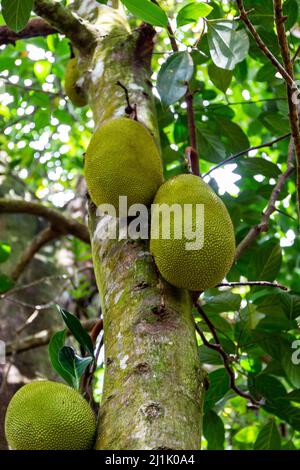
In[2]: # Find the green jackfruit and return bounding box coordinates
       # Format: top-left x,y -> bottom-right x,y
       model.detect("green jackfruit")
84,118 -> 164,214
64,58 -> 87,107
150,174 -> 236,291
5,381 -> 96,450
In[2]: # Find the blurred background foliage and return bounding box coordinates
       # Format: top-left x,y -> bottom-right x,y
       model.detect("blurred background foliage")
0,0 -> 300,450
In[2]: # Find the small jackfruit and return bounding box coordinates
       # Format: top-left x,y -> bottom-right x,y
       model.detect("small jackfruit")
84,118 -> 164,214
150,174 -> 236,291
5,381 -> 96,450
64,58 -> 87,107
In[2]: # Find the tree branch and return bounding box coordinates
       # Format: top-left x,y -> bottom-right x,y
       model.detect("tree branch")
6,318 -> 97,356
236,0 -> 296,90
235,139 -> 295,260
194,302 -> 261,407
0,199 -> 90,244
0,18 -> 57,46
152,0 -> 200,175
11,226 -> 60,282
33,0 -> 97,54
273,0 -> 300,218
204,132 -> 291,177
217,281 -> 288,291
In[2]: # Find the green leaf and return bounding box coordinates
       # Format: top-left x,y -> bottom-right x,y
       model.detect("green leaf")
199,344 -> 224,365
214,118 -> 250,154
286,389 -> 300,403
120,0 -> 168,27
59,346 -> 93,390
280,293 -> 300,320
2,0 -> 34,32
56,305 -> 94,357
0,242 -> 11,263
234,426 -> 259,445
0,273 -> 13,293
207,20 -> 249,70
157,52 -> 194,106
281,344 -> 300,388
208,63 -> 233,93
34,60 -> 52,82
48,329 -> 75,387
254,241 -> 282,282
176,2 -> 213,28
204,368 -> 230,412
254,374 -> 288,406
254,420 -> 281,450
203,292 -> 241,313
197,123 -> 226,162
238,158 -> 281,178
203,410 -> 225,450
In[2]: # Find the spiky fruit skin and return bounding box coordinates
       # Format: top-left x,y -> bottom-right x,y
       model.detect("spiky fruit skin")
64,58 -> 87,107
5,381 -> 96,450
150,174 -> 236,292
84,118 -> 164,214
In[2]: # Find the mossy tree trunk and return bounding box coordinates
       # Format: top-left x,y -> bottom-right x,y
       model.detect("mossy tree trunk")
38,0 -> 206,450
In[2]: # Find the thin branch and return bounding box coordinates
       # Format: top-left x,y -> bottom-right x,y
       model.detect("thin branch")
33,0 -> 97,54
292,45 -> 300,64
0,273 -> 69,298
236,0 -> 297,90
217,281 -> 288,291
0,198 -> 90,244
152,0 -> 200,175
194,302 -> 261,407
273,0 -> 300,219
5,318 -> 97,356
11,226 -> 60,282
204,133 -> 291,177
235,139 -> 295,260
3,78 -> 63,97
0,18 -> 57,46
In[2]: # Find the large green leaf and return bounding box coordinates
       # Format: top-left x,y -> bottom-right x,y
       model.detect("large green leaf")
157,52 -> 194,106
281,343 -> 300,388
204,368 -> 230,412
280,293 -> 300,320
0,242 -> 11,263
207,20 -> 249,70
2,0 -> 34,32
197,123 -> 226,162
0,273 -> 13,293
203,410 -> 225,450
59,346 -> 93,390
254,420 -> 281,450
207,63 -> 233,93
48,329 -> 75,387
254,241 -> 282,282
121,0 -> 168,27
238,158 -> 281,178
176,2 -> 213,28
57,305 -> 94,357
214,118 -> 250,154
203,292 -> 241,313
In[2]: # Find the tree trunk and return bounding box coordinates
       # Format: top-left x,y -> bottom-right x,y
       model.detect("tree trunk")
31,0 -> 207,449
76,3 -> 206,450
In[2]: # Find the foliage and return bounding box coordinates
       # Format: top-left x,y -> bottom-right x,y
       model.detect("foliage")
1,0 -> 300,450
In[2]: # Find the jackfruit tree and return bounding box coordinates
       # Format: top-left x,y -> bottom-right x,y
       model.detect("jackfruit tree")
0,0 -> 300,451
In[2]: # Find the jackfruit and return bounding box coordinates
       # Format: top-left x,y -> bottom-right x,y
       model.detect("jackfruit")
150,174 -> 236,291
5,381 -> 96,450
84,118 -> 164,215
64,58 -> 87,107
